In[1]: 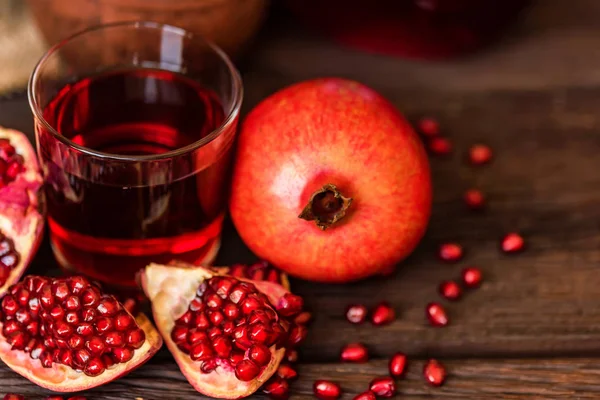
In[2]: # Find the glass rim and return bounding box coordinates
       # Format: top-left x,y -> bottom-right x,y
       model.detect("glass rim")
27,20 -> 243,162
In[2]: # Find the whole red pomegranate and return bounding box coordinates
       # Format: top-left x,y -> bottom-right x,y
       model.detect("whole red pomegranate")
229,78 -> 431,282
0,127 -> 44,296
141,263 -> 307,399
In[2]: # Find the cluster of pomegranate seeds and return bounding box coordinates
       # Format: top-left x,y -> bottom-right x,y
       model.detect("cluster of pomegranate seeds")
423,359 -> 446,387
464,189 -> 485,210
438,280 -> 462,301
438,243 -> 463,263
170,276 -> 304,382
0,230 -> 19,287
313,380 -> 341,400
0,276 -> 144,376
370,302 -> 395,326
468,144 -> 493,165
228,261 -> 285,286
501,232 -> 525,253
0,139 -> 24,188
340,343 -> 369,363
461,267 -> 483,288
426,302 -> 449,327
369,377 -> 396,398
388,352 -> 407,377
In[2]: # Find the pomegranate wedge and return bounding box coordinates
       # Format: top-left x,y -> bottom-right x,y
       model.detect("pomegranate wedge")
141,263 -> 306,399
0,276 -> 162,392
0,127 -> 44,297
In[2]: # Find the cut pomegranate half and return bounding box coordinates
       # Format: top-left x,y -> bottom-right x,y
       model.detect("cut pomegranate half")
141,263 -> 305,399
0,275 -> 162,392
0,127 -> 44,297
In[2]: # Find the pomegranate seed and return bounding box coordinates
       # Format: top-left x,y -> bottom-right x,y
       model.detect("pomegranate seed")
212,335 -> 233,358
313,380 -> 341,400
501,232 -> 524,253
249,343 -> 271,366
114,311 -> 134,331
84,357 -> 106,376
286,324 -> 308,347
52,281 -> 70,301
74,349 -> 91,368
389,352 -> 407,377
76,323 -> 94,337
126,328 -> 145,349
345,304 -> 368,324
208,310 -> 225,326
201,359 -> 217,373
370,302 -> 395,326
96,297 -> 119,316
285,349 -> 298,363
45,396 -> 65,400
423,359 -> 446,387
353,391 -> 376,400
464,189 -> 485,210
112,347 -> 134,363
68,334 -> 84,350
276,293 -> 304,317
277,364 -> 298,380
230,351 -> 244,365
241,296 -> 261,315
468,144 -> 493,165
81,288 -> 100,307
426,302 -> 449,327
85,336 -> 105,355
205,293 -> 223,309
428,137 -> 452,155
223,302 -> 240,320
94,317 -> 113,334
105,331 -> 125,347
263,376 -> 290,400
369,377 -> 396,398
460,267 -> 483,289
417,117 -> 439,136
438,280 -> 462,301
190,341 -> 214,361
438,242 -> 463,263
235,359 -> 260,381
187,328 -> 208,345
3,395 -> 25,400
1,296 -> 18,315
340,343 -> 369,363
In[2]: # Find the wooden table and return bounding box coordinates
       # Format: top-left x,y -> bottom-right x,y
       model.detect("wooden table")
2,1 -> 600,398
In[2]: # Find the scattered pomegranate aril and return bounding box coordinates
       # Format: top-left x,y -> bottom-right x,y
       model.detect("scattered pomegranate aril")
388,352 -> 407,378
369,377 -> 396,398
345,304 -> 368,324
464,189 -> 485,210
439,280 -> 462,301
428,137 -> 452,155
417,117 -> 440,136
353,391 -> 376,400
501,233 -> 524,253
294,311 -> 312,325
141,263 -> 304,399
461,267 -> 483,288
0,275 -> 162,392
263,376 -> 290,400
423,359 -> 446,387
313,380 -> 342,400
438,243 -> 463,263
370,302 -> 395,326
277,364 -> 298,380
3,395 -> 25,400
285,349 -> 298,363
426,302 -> 449,327
340,343 -> 369,363
468,144 -> 493,165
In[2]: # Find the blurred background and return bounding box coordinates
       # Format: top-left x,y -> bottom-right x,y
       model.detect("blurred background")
1,0 -> 599,95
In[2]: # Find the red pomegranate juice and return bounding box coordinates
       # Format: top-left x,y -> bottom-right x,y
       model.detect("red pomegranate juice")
37,69 -> 232,287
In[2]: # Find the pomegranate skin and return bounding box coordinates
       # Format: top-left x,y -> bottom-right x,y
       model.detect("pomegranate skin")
230,78 -> 431,282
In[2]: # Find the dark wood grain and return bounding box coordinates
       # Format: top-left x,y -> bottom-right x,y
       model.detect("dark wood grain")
2,0 -> 600,398
4,358 -> 600,399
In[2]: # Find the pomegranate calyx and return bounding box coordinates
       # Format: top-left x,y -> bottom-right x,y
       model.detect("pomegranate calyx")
298,184 -> 352,230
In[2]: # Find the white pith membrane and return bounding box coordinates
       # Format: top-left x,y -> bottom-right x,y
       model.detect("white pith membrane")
0,127 -> 44,296
142,263 -> 289,399
0,277 -> 163,392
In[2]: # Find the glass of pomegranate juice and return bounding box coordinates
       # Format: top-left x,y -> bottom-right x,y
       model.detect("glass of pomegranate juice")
28,21 -> 242,288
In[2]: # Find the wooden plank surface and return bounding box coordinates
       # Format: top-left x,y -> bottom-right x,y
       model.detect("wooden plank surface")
2,0 -> 600,398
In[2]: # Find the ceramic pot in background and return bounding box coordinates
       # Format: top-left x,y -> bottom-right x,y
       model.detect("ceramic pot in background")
26,0 -> 268,59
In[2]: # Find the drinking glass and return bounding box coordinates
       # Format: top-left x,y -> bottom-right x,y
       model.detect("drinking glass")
28,21 -> 243,288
